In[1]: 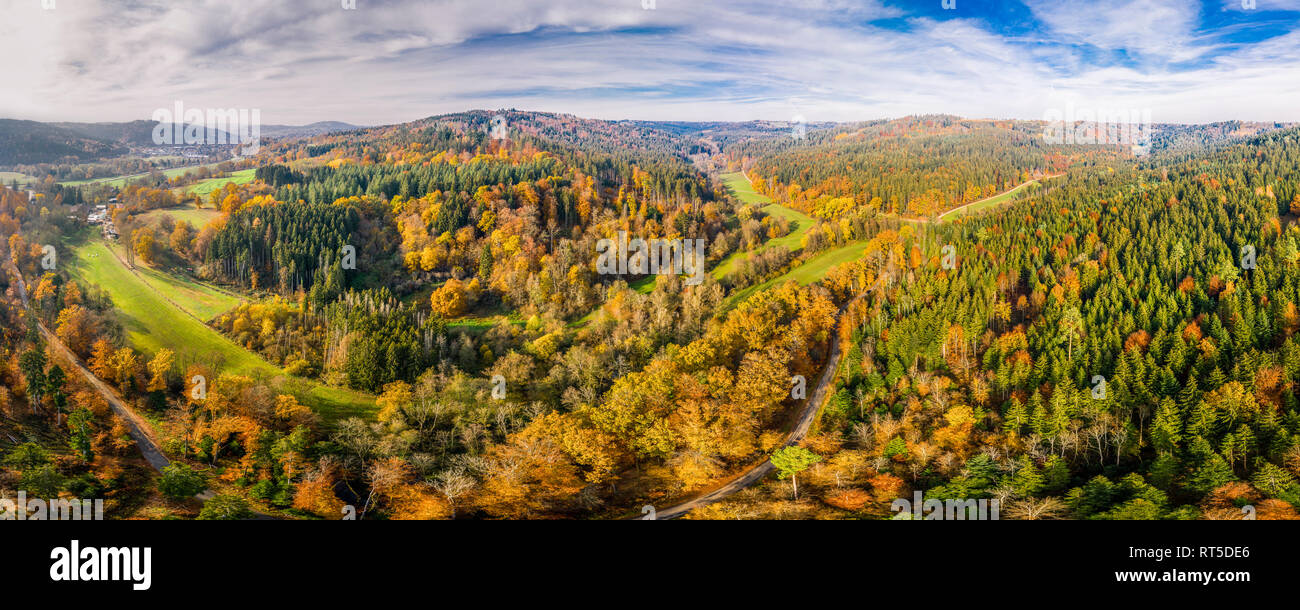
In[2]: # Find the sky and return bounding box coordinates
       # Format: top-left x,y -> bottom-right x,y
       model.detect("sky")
3,0 -> 1300,126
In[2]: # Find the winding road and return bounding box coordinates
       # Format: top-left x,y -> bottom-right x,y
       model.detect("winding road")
7,250 -> 282,513
646,290 -> 868,520
5,255 -> 173,471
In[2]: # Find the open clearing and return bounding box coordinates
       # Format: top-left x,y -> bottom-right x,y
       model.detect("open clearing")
0,171 -> 39,186
181,168 -> 257,196
723,239 -> 869,308
65,236 -> 374,421
937,175 -> 1061,222
710,172 -> 816,280
139,204 -> 222,229
580,171 -> 845,320
726,175 -> 1070,307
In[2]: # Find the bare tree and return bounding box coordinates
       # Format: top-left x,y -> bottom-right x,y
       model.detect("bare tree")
1005,496 -> 1067,520
431,468 -> 477,519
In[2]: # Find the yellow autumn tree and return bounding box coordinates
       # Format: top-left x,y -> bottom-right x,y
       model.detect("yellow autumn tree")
55,305 -> 95,356
89,338 -> 116,380
375,381 -> 413,422
146,348 -> 175,392
430,278 -> 468,318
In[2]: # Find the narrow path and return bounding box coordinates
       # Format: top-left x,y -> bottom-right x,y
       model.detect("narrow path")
4,253 -> 250,512
934,174 -> 1064,222
5,255 -> 171,470
40,324 -> 173,471
102,241 -> 219,328
646,289 -> 868,519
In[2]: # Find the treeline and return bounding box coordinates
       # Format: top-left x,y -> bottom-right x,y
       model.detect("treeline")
201,196 -> 400,307
769,126 -> 1300,519
248,111 -> 738,320
730,115 -> 1127,219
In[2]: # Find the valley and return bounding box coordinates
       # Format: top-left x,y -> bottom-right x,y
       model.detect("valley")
4,108 -> 1300,524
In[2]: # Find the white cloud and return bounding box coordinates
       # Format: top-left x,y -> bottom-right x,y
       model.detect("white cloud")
1025,0 -> 1211,63
0,0 -> 1297,125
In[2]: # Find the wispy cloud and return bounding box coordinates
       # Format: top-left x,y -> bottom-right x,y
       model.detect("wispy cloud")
0,0 -> 1297,124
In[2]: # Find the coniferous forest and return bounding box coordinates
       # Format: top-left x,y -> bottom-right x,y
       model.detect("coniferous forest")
4,1 -> 1300,540
5,110 -> 1300,524
14,1 -> 1300,600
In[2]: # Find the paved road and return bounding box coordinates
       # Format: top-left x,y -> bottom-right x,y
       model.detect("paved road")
6,255 -> 172,470
646,291 -> 868,520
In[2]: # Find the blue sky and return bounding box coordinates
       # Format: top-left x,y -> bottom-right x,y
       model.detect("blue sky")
3,0 -> 1300,125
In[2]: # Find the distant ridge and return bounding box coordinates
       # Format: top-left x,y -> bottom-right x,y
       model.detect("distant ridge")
0,118 -> 361,165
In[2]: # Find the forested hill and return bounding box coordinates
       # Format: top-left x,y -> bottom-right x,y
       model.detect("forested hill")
728,115 -> 1134,220
202,107 -> 734,326
1144,120 -> 1295,157
817,125 -> 1300,520
404,110 -> 707,158
257,110 -> 714,204
0,119 -> 130,165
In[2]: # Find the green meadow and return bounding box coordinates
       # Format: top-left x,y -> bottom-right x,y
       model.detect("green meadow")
723,239 -> 869,309
64,236 -> 374,421
0,171 -> 39,187
139,204 -> 222,230
710,172 -> 816,280
937,176 -> 1058,222
181,168 -> 257,196
60,162 -> 231,188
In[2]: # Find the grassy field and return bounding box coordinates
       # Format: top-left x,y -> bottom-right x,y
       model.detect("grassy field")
711,172 -> 816,279
181,168 -> 256,196
64,236 -> 374,421
721,171 -> 768,204
937,176 -> 1060,222
629,275 -> 657,294
447,315 -> 526,335
139,204 -> 222,229
60,162 -> 227,188
723,239 -> 869,308
128,258 -> 242,321
719,175 -> 1068,309
0,171 -> 39,187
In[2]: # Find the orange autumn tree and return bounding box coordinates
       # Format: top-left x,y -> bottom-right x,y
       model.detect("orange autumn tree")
475,426 -> 585,519
293,458 -> 346,518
